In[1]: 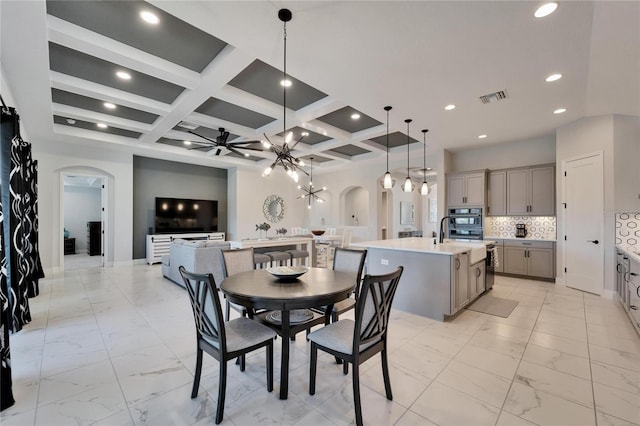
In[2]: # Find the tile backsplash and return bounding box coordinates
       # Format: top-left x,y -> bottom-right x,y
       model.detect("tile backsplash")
616,212 -> 640,250
485,216 -> 556,239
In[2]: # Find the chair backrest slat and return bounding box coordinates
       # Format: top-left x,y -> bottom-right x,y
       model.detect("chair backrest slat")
332,248 -> 367,298
221,248 -> 255,278
180,267 -> 226,351
353,267 -> 403,351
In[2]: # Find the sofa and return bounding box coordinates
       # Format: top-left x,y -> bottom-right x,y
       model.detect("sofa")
161,239 -> 231,288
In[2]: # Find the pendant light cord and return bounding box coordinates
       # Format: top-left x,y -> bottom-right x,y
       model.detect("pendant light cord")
283,21 -> 287,145
384,106 -> 392,172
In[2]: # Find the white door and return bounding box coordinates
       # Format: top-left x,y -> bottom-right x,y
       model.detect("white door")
564,153 -> 604,294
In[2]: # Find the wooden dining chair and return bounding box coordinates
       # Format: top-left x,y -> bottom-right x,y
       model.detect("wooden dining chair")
307,267 -> 404,426
179,267 -> 275,425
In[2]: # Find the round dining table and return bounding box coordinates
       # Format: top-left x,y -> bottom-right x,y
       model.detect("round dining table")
220,267 -> 355,399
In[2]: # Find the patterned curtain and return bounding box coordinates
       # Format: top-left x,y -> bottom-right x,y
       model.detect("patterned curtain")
0,185 -> 15,410
0,103 -> 44,410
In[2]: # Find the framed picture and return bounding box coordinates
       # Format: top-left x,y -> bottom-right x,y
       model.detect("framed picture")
400,202 -> 415,225
428,198 -> 437,223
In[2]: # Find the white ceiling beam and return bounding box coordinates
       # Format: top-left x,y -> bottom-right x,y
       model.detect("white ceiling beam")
52,103 -> 154,133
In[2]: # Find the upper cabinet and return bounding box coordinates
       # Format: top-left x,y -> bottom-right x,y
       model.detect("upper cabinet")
446,171 -> 486,208
506,165 -> 555,216
487,171 -> 506,216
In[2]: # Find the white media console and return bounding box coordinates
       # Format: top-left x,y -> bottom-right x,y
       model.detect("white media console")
146,232 -> 225,265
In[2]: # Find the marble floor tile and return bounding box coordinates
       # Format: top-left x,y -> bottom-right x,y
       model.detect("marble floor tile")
495,410 -> 538,426
593,382 -> 640,424
478,321 -> 533,343
394,409 -> 438,426
591,360 -> 640,394
411,381 -> 500,426
589,344 -> 640,372
528,330 -> 589,358
595,410 -> 640,426
504,382 -> 596,426
435,359 -> 512,408
5,265 -> 640,426
454,343 -> 521,379
522,343 -> 592,380
469,329 -> 528,359
515,360 -> 594,408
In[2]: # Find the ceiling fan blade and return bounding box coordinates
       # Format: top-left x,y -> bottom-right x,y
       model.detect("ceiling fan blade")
188,146 -> 214,151
227,145 -> 263,152
188,130 -> 218,145
226,146 -> 247,157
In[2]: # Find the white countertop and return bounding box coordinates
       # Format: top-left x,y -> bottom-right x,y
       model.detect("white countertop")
351,238 -> 491,256
617,245 -> 640,263
485,235 -> 557,242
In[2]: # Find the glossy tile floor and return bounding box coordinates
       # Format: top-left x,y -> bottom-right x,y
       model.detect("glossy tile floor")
1,265 -> 639,425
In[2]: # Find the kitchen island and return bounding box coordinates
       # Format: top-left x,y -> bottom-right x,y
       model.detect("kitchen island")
351,238 -> 493,320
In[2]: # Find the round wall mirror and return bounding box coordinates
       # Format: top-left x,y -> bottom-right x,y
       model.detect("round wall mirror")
263,194 -> 285,223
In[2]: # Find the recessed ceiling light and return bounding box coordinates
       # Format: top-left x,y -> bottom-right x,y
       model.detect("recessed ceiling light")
116,71 -> 131,80
66,118 -> 76,125
545,73 -> 562,82
535,2 -> 558,18
97,123 -> 108,129
244,153 -> 250,157
301,132 -> 309,137
103,102 -> 116,109
351,113 -> 361,120
554,108 -> 567,114
445,104 -> 456,111
140,10 -> 159,24
183,140 -> 192,145
280,79 -> 292,87
478,134 -> 487,139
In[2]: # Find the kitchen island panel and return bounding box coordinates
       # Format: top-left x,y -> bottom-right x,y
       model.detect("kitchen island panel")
366,248 -> 453,320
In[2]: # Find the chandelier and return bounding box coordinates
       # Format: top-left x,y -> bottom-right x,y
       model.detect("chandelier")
297,157 -> 325,208
261,8 -> 307,183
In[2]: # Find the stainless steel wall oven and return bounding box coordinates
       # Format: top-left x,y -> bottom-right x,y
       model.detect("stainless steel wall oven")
447,208 -> 483,240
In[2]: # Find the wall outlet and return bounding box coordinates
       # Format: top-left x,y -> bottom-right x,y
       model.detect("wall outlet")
381,259 -> 389,265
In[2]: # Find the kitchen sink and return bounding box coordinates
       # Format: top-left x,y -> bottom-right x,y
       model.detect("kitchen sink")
468,246 -> 487,264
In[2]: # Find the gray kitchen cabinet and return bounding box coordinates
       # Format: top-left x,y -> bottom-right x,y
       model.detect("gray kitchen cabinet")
487,170 -> 506,216
495,244 -> 504,273
502,240 -> 555,279
506,165 -> 555,216
469,260 -> 486,301
453,251 -> 470,312
447,171 -> 486,208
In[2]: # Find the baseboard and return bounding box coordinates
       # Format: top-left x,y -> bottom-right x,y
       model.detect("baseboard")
133,258 -> 147,265
601,289 -> 616,300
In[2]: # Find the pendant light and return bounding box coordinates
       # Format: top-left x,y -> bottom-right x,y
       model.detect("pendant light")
402,119 -> 415,192
420,129 -> 431,195
297,156 -> 325,208
261,8 -> 308,183
382,106 -> 395,189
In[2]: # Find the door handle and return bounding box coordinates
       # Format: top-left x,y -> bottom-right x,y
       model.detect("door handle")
587,240 -> 599,245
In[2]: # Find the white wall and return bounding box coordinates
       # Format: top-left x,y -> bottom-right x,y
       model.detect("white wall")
36,144 -> 133,272
451,135 -> 556,172
556,115 -> 616,291
228,167 -> 313,240
63,185 -> 102,252
613,115 -> 640,213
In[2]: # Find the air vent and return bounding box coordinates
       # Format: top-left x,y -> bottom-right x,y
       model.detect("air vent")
177,121 -> 198,130
479,90 -> 509,104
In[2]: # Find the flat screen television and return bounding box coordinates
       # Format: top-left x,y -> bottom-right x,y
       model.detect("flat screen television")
154,197 -> 218,234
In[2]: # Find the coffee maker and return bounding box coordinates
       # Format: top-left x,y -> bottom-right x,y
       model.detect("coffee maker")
515,223 -> 528,238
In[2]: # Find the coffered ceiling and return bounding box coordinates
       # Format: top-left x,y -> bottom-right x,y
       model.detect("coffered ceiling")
1,1 -> 638,175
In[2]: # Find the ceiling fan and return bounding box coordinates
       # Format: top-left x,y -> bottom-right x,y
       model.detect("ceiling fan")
187,127 -> 263,157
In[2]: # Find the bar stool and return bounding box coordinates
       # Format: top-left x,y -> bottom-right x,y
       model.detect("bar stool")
265,251 -> 291,266
285,248 -> 309,266
254,253 -> 272,269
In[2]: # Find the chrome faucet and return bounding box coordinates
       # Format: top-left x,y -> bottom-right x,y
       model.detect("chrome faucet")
439,216 -> 452,243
